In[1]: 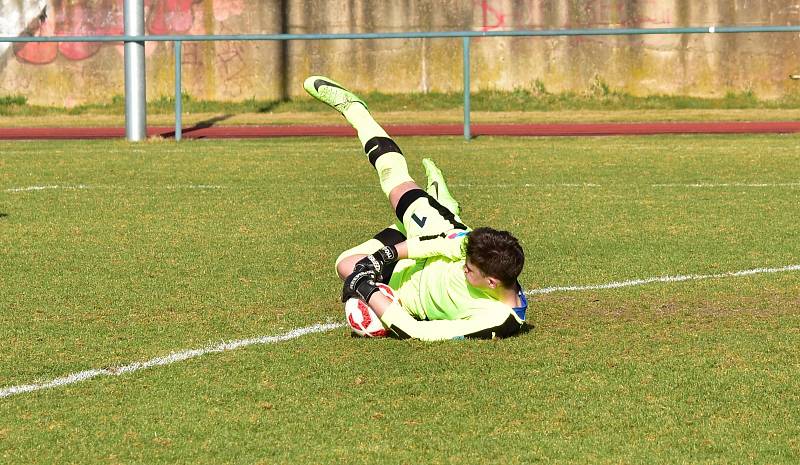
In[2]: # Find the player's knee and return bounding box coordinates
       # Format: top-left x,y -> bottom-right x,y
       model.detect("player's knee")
334,238 -> 385,279
335,251 -> 356,279
373,226 -> 407,247
394,188 -> 427,222
388,182 -> 420,210
364,136 -> 402,166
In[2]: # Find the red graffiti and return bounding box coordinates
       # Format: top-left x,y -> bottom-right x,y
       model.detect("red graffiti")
469,0 -> 674,31
15,0 -> 200,65
475,0 -> 506,32
14,11 -> 56,65
149,0 -> 195,35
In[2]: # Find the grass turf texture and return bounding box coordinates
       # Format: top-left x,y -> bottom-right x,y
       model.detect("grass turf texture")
4,87 -> 800,128
1,135 -> 799,464
5,86 -> 800,129
8,109 -> 800,130
5,85 -> 800,116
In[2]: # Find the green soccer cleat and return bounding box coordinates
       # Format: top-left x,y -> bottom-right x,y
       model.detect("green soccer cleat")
303,76 -> 367,114
423,158 -> 461,216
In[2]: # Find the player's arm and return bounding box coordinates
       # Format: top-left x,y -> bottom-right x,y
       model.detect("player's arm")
355,230 -> 466,268
340,227 -> 466,280
342,269 -> 522,341
350,242 -> 408,281
376,298 -> 523,341
404,229 -> 468,260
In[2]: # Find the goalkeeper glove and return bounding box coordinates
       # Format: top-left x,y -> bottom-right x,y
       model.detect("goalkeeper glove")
341,269 -> 380,303
353,245 -> 398,282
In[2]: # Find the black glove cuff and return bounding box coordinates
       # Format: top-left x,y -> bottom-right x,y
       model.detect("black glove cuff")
342,270 -> 379,303
376,244 -> 399,263
355,278 -> 380,303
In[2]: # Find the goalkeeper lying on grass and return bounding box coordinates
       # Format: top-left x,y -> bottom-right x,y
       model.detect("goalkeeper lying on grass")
304,76 -> 528,341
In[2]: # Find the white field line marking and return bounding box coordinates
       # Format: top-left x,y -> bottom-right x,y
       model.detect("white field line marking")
652,182 -> 800,188
5,184 -> 91,193
0,322 -> 344,399
527,264 -> 800,295
7,183 -> 800,193
453,183 -> 601,188
4,183 -> 600,193
452,182 -> 800,189
3,264 -> 800,399
4,184 -> 225,193
162,185 -> 225,190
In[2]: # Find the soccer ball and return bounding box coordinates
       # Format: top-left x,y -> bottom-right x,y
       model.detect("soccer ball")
344,283 -> 395,337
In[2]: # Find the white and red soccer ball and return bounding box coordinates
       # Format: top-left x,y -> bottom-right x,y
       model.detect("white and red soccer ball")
344,283 -> 395,337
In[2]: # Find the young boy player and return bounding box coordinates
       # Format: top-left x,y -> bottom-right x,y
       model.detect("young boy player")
304,76 -> 527,341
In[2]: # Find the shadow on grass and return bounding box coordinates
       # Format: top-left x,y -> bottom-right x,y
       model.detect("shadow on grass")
257,99 -> 288,113
161,114 -> 234,139
374,322 -> 534,340
515,322 -> 535,337
0,213 -> 7,218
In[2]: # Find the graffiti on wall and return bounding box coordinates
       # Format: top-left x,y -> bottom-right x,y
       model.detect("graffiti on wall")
0,0 -> 46,61
8,0 -> 678,65
476,0 -> 505,31
474,0 -> 674,31
11,0 -> 244,64
4,0 -> 796,102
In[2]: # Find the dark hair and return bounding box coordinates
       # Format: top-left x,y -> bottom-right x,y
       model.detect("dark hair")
464,227 -> 524,288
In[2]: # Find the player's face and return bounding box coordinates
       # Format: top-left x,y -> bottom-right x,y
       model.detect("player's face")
463,260 -> 492,289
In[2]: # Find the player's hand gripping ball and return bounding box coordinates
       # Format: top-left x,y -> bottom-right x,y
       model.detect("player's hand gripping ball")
344,283 -> 395,337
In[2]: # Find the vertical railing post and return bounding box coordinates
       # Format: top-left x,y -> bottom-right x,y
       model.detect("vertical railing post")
462,36 -> 471,141
123,0 -> 146,141
174,40 -> 182,141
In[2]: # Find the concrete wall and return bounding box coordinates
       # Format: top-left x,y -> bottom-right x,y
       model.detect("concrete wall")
2,0 -> 800,105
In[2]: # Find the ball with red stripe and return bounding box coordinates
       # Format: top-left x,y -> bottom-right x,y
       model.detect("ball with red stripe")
344,283 -> 395,337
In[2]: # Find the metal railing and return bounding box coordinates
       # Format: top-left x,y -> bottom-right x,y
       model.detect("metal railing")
3,25 -> 800,140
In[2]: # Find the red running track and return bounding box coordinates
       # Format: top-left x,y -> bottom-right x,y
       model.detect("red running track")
2,121 -> 800,140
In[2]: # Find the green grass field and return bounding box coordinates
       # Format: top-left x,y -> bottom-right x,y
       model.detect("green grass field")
1,135 -> 799,464
4,86 -> 800,129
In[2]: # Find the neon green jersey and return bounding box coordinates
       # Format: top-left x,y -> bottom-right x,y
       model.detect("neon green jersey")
405,228 -> 469,260
388,257 -> 514,321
